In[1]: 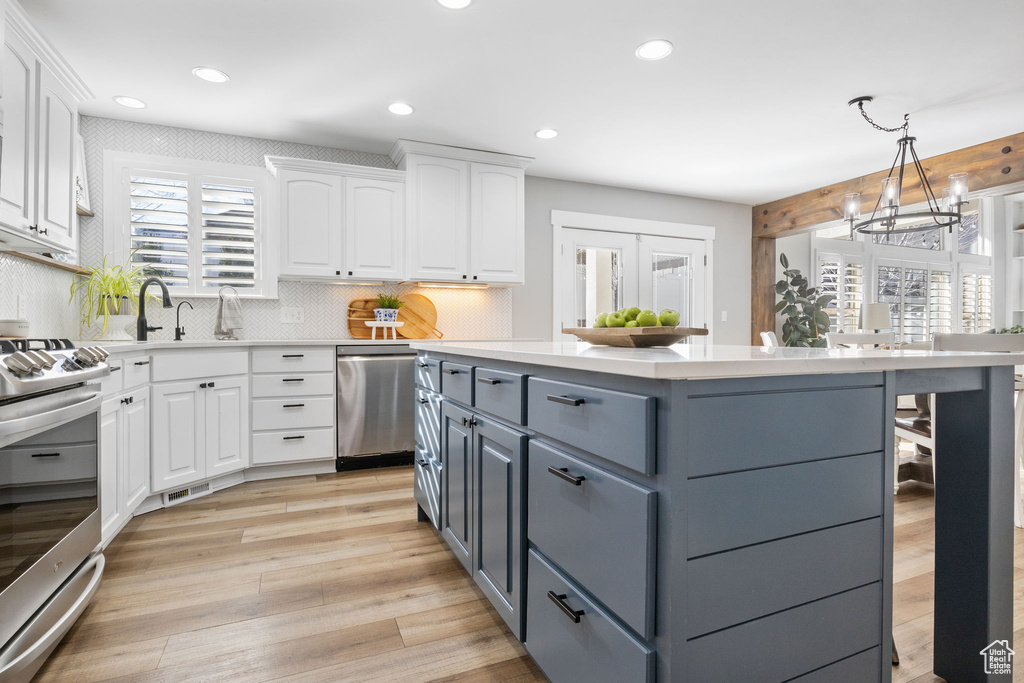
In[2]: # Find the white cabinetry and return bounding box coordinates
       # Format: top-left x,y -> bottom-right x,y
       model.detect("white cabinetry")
0,3 -> 89,253
266,157 -> 405,281
99,385 -> 150,546
390,140 -> 531,284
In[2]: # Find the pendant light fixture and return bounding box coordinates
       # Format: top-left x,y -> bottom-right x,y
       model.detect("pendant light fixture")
842,96 -> 967,237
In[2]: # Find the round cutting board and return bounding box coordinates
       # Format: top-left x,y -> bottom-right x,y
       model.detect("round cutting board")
396,294 -> 442,339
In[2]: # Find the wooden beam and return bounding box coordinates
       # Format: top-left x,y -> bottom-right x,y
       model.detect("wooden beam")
754,131 -> 1023,238
751,236 -> 776,344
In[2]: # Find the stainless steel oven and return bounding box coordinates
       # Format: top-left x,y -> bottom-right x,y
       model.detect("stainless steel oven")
0,340 -> 110,682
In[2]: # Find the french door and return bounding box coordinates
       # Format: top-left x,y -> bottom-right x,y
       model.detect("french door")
558,228 -> 707,338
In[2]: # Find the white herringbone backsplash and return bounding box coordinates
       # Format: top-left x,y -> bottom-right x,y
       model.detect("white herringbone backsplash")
0,254 -> 80,338
68,116 -> 514,341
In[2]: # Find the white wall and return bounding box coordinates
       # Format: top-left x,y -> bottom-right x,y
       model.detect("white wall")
515,176 -> 752,343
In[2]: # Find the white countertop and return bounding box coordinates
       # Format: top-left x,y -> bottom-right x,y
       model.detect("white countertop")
409,341 -> 1024,380
88,338 -> 534,356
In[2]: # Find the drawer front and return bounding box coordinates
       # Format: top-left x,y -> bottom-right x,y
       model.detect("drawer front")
252,372 -> 335,398
415,354 -> 441,391
527,377 -> 655,474
97,358 -> 124,397
529,440 -> 655,638
252,428 -> 335,465
8,443 -> 97,484
687,386 -> 884,476
440,361 -> 474,405
686,518 -> 882,637
413,448 -> 440,530
473,367 -> 525,424
251,346 -> 335,374
791,647 -> 881,682
688,453 -> 883,557
415,388 -> 442,460
685,583 -> 881,682
152,351 -> 248,382
526,550 -> 654,683
252,396 -> 335,431
122,355 -> 151,390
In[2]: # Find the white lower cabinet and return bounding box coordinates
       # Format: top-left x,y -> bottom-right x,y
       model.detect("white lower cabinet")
151,374 -> 249,493
99,386 -> 150,545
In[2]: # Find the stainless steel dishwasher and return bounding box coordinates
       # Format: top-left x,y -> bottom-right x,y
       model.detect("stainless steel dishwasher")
336,345 -> 417,470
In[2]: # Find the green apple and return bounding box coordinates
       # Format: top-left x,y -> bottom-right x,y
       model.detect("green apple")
624,306 -> 642,321
594,313 -> 608,328
625,320 -> 639,328
636,310 -> 658,327
606,311 -> 626,327
659,309 -> 680,327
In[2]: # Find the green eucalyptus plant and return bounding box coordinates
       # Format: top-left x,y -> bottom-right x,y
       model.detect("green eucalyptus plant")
774,253 -> 833,348
69,253 -> 155,335
375,294 -> 404,310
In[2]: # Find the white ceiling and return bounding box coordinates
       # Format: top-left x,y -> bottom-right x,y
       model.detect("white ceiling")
21,0 -> 1024,205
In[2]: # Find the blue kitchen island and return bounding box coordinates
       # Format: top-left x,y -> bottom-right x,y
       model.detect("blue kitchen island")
409,341 -> 1021,683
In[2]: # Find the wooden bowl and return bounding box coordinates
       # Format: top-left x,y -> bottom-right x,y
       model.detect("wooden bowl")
561,326 -> 709,348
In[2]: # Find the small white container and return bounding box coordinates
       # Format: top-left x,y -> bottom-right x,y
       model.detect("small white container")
0,319 -> 30,338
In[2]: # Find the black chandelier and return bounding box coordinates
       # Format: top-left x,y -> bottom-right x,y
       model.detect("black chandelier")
842,96 -> 967,237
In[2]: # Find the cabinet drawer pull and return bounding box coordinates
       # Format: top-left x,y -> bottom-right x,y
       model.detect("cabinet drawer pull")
31,452 -> 61,458
283,403 -> 305,408
547,591 -> 584,623
208,382 -> 215,388
282,378 -> 304,382
548,466 -> 586,486
547,394 -> 584,407
416,361 -> 429,368
133,361 -> 150,366
283,435 -> 305,440
476,377 -> 501,385
199,383 -> 207,389
282,354 -> 304,358
442,368 -> 460,375
415,458 -> 428,467
417,398 -> 428,404
109,367 -> 122,373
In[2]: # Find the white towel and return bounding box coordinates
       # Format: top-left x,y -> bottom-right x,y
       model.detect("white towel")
215,290 -> 243,337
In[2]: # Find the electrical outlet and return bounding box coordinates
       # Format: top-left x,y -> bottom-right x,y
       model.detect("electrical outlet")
280,307 -> 304,324
16,295 -> 27,319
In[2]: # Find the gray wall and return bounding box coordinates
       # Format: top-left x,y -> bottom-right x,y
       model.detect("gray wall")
515,176 -> 752,344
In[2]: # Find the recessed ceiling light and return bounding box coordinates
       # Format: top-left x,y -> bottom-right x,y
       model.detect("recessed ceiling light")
192,66 -> 230,83
388,102 -> 415,116
635,39 -> 673,61
112,96 -> 146,109
535,129 -> 558,140
436,0 -> 473,8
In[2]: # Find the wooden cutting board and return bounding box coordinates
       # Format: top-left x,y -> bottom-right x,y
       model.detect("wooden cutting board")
347,294 -> 443,340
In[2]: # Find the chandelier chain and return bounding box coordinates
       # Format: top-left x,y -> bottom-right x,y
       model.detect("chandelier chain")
855,101 -> 909,134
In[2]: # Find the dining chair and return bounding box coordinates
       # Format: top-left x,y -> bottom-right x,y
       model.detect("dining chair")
759,331 -> 778,348
824,331 -> 896,349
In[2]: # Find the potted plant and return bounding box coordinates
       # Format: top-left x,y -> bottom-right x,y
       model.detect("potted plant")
69,254 -> 155,340
374,294 -> 403,323
774,253 -> 834,347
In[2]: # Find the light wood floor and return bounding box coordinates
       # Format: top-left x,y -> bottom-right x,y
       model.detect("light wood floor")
32,469 -> 1024,682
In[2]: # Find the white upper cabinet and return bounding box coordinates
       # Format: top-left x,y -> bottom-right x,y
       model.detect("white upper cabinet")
470,162 -> 525,284
266,157 -> 406,281
0,2 -> 90,253
346,177 -> 404,280
404,155 -> 469,282
390,140 -> 531,285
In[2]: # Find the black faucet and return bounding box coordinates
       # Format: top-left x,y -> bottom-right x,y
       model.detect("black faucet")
137,277 -> 173,341
175,301 -> 194,341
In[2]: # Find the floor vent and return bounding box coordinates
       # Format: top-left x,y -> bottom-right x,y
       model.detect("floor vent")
163,481 -> 212,506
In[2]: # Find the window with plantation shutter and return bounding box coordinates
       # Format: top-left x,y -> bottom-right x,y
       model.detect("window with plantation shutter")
876,262 -> 956,343
111,153 -> 272,298
961,269 -> 993,333
929,270 -> 952,336
817,254 -> 863,333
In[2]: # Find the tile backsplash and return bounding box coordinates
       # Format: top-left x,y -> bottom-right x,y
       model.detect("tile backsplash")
0,254 -> 79,338
50,116 -> 512,341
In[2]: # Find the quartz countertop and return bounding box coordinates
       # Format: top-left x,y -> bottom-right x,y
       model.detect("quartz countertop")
89,338 -> 535,356
408,341 -> 1024,380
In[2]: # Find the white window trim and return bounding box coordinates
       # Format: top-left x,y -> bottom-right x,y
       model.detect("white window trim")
103,150 -> 277,299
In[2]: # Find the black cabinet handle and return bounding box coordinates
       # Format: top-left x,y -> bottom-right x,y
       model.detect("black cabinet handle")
548,466 -> 586,486
442,368 -> 460,375
348,271 -> 353,276
134,361 -> 150,366
460,416 -> 477,427
109,366 -> 122,373
415,459 -> 428,467
208,382 -> 215,388
199,383 -> 207,389
282,354 -> 304,358
416,361 -> 429,368
31,452 -> 61,458
283,403 -> 305,408
477,377 -> 501,385
283,435 -> 305,440
39,227 -> 48,235
547,592 -> 584,623
29,225 -> 39,232
417,398 -> 428,404
547,395 -> 584,407
120,397 -> 129,405
282,378 -> 304,382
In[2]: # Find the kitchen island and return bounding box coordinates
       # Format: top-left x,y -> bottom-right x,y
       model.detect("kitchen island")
409,341 -> 1021,683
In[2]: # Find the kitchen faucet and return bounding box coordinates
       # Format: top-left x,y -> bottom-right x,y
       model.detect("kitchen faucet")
137,277 -> 173,341
174,301 -> 194,341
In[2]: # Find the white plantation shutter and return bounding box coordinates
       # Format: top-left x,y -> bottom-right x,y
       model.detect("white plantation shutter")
818,255 -> 863,333
877,262 -> 960,343
961,270 -> 993,333
128,175 -> 190,288
928,270 -> 952,336
200,182 -> 256,289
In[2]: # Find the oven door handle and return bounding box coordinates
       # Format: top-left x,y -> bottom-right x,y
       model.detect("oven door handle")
0,391 -> 102,446
0,553 -> 105,679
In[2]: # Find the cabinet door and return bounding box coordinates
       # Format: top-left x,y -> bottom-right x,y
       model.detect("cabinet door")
406,155 -> 468,281
470,163 -> 524,284
473,416 -> 527,638
0,31 -> 36,232
151,380 -> 205,492
345,177 -> 404,280
99,397 -> 123,544
279,169 -> 343,277
441,401 -> 474,571
205,376 -> 249,477
35,66 -> 77,250
122,387 -> 150,515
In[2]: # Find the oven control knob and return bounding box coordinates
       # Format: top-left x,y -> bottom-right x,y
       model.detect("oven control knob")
88,347 -> 110,361
4,355 -> 33,376
26,351 -> 55,369
8,352 -> 40,374
73,349 -> 97,366
37,350 -> 59,368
